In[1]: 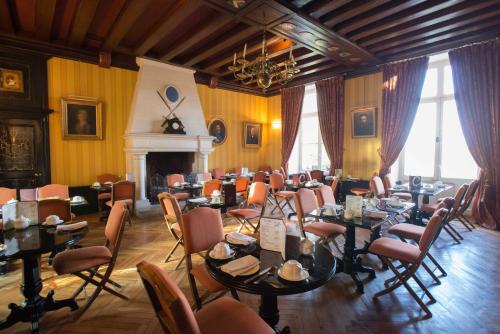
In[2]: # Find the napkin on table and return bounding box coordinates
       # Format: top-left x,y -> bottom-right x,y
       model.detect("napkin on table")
56,221 -> 88,231
226,232 -> 256,245
220,255 -> 260,277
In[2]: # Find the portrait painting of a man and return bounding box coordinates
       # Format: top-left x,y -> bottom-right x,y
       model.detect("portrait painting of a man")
352,107 -> 376,138
208,119 -> 227,145
244,122 -> 261,148
62,97 -> 102,140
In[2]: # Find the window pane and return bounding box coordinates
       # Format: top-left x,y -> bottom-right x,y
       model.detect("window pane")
420,68 -> 438,98
441,100 -> 478,179
301,143 -> 318,170
288,138 -> 300,174
302,90 -> 317,114
301,116 -> 319,144
320,144 -> 330,170
404,103 -> 437,177
443,65 -> 454,95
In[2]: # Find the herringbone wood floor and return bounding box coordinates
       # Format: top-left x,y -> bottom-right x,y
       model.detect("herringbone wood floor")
1,206 -> 499,334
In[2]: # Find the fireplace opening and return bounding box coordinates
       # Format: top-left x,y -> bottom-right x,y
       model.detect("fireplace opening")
146,152 -> 195,203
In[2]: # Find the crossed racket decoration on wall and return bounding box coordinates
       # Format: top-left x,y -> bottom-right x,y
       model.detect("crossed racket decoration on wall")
157,85 -> 186,134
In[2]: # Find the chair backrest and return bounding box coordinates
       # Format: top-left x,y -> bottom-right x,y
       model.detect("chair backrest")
235,177 -> 249,193
269,173 -> 285,192
38,198 -> 72,223
310,170 -> 323,182
419,208 -> 448,255
20,188 -> 36,201
293,188 -> 318,222
105,202 -> 128,251
112,181 -> 135,203
0,187 -> 17,205
233,166 -> 242,176
196,173 -> 212,182
315,185 -> 336,207
182,207 -> 224,255
247,182 -> 268,207
166,174 -> 185,187
97,173 -> 120,184
212,167 -> 225,179
458,179 -> 479,214
280,166 -> 288,179
370,175 -> 385,198
137,261 -> 200,334
330,176 -> 339,194
450,184 -> 468,216
258,165 -> 271,173
253,171 -> 266,182
37,184 -> 69,200
158,192 -> 183,232
305,170 -> 312,181
291,173 -> 302,185
202,179 -> 222,197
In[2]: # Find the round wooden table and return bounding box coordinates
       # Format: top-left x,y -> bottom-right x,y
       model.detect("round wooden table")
0,225 -> 87,334
205,235 -> 336,333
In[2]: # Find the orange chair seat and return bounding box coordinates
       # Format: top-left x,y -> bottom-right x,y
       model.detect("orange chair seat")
421,203 -> 438,214
171,222 -> 182,235
304,222 -> 346,238
369,237 -> 421,264
227,208 -> 260,219
191,264 -> 226,293
98,192 -> 111,200
173,192 -> 190,200
388,223 -> 424,241
195,296 -> 274,334
391,192 -> 412,201
53,246 -> 112,275
275,191 -> 295,198
105,199 -> 133,207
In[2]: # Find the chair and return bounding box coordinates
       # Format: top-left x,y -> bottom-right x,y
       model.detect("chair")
228,182 -> 268,233
235,177 -> 249,197
293,188 -> 346,246
269,172 -> 295,217
38,198 -> 72,223
309,170 -> 324,182
368,208 -> 448,317
314,185 -> 336,207
253,171 -> 266,183
166,174 -> 190,202
202,180 -> 222,197
37,184 -> 70,200
53,203 -> 129,312
258,165 -> 272,173
105,181 -> 136,218
182,207 -> 238,310
158,192 -> 185,268
330,176 -> 340,194
0,187 -> 17,205
96,173 -> 120,200
305,170 -> 313,181
370,175 -> 411,201
212,168 -> 225,180
232,166 -> 242,176
197,172 -> 212,182
382,173 -> 413,201
20,188 -> 36,201
350,187 -> 371,197
280,166 -> 288,180
291,173 -> 304,185
455,179 -> 479,231
136,261 -> 274,334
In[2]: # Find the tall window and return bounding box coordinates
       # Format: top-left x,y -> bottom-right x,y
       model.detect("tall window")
398,53 -> 478,181
288,85 -> 330,173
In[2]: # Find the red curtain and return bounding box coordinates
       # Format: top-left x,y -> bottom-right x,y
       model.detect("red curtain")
281,85 -> 305,169
378,57 -> 429,177
448,40 -> 500,230
315,76 -> 344,175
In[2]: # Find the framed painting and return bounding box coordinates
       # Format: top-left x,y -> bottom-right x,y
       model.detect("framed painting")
0,68 -> 24,93
62,97 -> 103,140
244,122 -> 262,148
207,118 -> 227,145
351,107 -> 376,138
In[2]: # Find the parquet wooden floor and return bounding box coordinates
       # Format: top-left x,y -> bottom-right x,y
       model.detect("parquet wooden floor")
0,206 -> 498,334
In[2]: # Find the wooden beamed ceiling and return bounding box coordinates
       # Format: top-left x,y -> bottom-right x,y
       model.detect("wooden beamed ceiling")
0,0 -> 499,96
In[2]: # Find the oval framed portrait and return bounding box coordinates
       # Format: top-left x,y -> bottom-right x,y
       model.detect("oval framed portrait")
207,118 -> 227,145
163,84 -> 181,104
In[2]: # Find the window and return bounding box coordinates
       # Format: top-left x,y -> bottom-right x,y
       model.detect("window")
398,53 -> 478,181
288,85 -> 330,173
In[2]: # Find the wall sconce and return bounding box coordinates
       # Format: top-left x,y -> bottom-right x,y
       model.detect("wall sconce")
272,120 -> 281,129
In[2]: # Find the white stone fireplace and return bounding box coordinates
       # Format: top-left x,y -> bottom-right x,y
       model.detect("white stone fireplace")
124,58 -> 214,208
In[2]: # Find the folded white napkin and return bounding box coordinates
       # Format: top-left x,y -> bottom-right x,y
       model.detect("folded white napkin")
220,255 -> 260,277
226,232 -> 256,245
189,197 -> 208,203
56,221 -> 88,231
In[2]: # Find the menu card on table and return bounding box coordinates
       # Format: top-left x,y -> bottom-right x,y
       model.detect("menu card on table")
346,195 -> 363,218
2,201 -> 39,229
259,217 -> 286,259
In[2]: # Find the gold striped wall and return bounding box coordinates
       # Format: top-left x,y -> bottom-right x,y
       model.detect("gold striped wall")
47,58 -> 137,186
343,72 -> 383,179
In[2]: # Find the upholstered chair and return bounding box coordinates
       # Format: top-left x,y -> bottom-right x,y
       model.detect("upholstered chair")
269,172 -> 295,217
96,173 -> 120,202
38,198 -> 72,223
105,181 -> 136,218
158,192 -> 185,269
253,171 -> 266,183
166,174 -> 190,202
257,165 -> 272,173
196,172 -> 213,182
381,173 -> 412,201
0,187 -> 17,205
314,185 -> 336,207
20,188 -> 37,201
211,168 -> 225,180
454,179 -> 479,231
228,182 -> 268,233
37,184 -> 70,200
309,169 -> 324,182
202,180 -> 222,197
235,177 -> 250,197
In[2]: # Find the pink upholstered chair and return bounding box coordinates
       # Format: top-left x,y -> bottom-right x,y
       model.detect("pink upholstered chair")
38,198 -> 72,223
455,179 -> 479,231
137,261 -> 274,334
37,184 -> 69,200
369,208 -> 448,317
253,171 -> 266,183
232,166 -> 242,176
20,188 -> 36,201
330,176 -> 340,194
309,169 -> 324,182
370,175 -> 386,199
235,177 -> 250,197
202,179 -> 222,197
0,187 -> 17,205
382,173 -> 412,201
269,172 -> 295,217
96,173 -> 120,201
314,185 -> 336,207
166,174 -> 190,203
158,192 -> 184,268
196,172 -> 212,182
258,165 -> 272,173
212,167 -> 225,180
105,181 -> 136,218
53,203 -> 129,312
181,207 -> 238,310
293,188 -> 346,245
228,182 -> 268,233
280,166 -> 288,180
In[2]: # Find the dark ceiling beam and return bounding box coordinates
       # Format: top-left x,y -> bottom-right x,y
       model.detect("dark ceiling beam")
302,0 -> 351,19
184,26 -> 260,67
68,0 -> 100,47
360,0 -> 500,48
321,0 -> 392,29
102,0 -> 152,52
35,0 -> 57,40
0,0 -> 14,33
134,0 -> 204,56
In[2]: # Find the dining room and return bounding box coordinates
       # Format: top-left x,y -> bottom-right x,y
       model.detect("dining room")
0,1 -> 499,333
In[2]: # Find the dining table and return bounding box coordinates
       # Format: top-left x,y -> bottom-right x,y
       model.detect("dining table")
187,195 -> 245,213
168,183 -> 203,198
0,224 -> 88,333
307,201 -> 415,294
205,234 -> 336,333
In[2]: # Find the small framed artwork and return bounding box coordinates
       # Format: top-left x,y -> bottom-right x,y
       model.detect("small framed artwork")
0,68 -> 24,93
62,97 -> 103,140
244,122 -> 262,148
208,118 -> 227,145
352,107 -> 376,138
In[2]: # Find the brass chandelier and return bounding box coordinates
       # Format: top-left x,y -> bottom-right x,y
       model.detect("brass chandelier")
228,31 -> 299,90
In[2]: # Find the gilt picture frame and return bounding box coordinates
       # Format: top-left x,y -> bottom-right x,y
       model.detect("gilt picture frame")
244,122 -> 262,148
352,107 -> 376,138
208,118 -> 227,145
62,97 -> 103,140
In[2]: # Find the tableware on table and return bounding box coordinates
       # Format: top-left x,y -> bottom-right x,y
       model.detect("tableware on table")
6,198 -> 17,204
369,197 -> 380,208
14,216 -> 30,230
285,180 -> 293,185
56,221 -> 88,232
211,190 -> 221,197
243,266 -> 272,284
92,181 -> 101,187
42,215 -> 64,226
323,204 -> 335,216
299,238 -> 314,256
0,243 -> 6,252
173,181 -> 181,187
71,196 -> 85,203
182,182 -> 190,185
189,197 -> 208,203
343,209 -> 354,220
278,260 -> 309,281
220,255 -> 260,277
209,242 -> 235,260
226,232 -> 257,245
104,181 -> 113,185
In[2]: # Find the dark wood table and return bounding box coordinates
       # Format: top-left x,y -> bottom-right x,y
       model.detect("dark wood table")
0,225 -> 88,333
168,183 -> 203,198
187,195 -> 245,213
205,235 -> 336,333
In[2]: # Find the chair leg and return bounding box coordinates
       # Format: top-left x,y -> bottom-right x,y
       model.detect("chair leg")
443,225 -> 461,243
457,216 -> 474,231
427,252 -> 447,277
164,239 -> 182,263
460,215 -> 476,229
71,269 -> 98,300
89,270 -> 122,288
230,288 -> 240,301
447,222 -> 464,240
421,261 -> 441,285
187,273 -> 202,310
374,258 -> 408,298
411,273 -> 436,303
174,255 -> 186,270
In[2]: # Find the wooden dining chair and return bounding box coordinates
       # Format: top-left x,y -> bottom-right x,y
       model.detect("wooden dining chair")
280,166 -> 288,180
330,176 -> 340,195
0,187 -> 17,205
20,188 -> 37,201
305,170 -> 313,181
137,261 -> 274,334
38,198 -> 72,223
158,192 -> 185,269
269,172 -> 295,217
235,176 -> 250,197
181,207 -> 239,310
53,203 -> 129,313
166,174 -> 190,204
382,173 -> 413,200
211,167 -> 225,180
196,172 -> 212,182
310,169 -> 324,182
455,179 -> 479,231
105,180 -> 136,219
96,173 -> 120,202
369,208 -> 448,318
228,181 -> 268,233
202,179 -> 222,197
258,165 -> 272,173
36,184 -> 70,200
314,185 -> 336,207
253,171 -> 266,183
